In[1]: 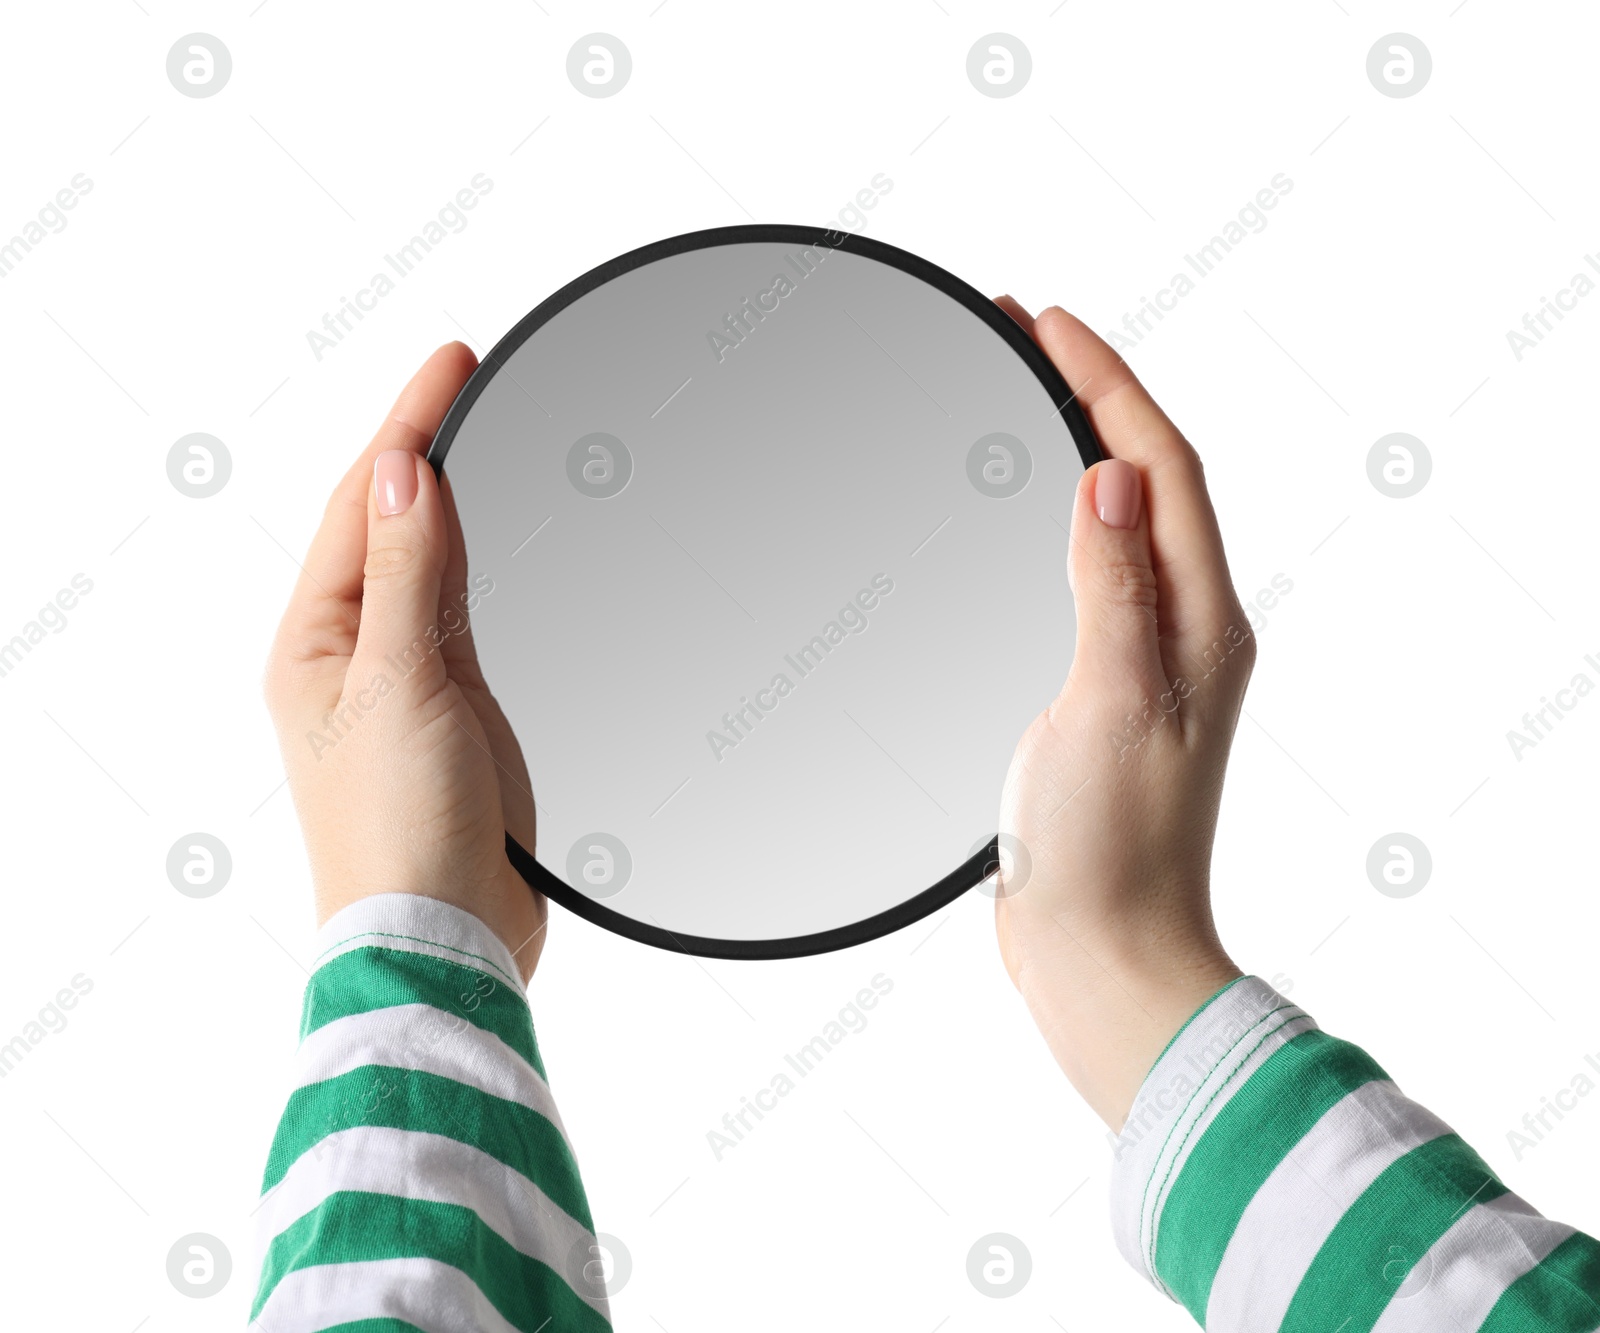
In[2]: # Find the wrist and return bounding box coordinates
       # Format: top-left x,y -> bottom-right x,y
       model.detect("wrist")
1012,913 -> 1240,1129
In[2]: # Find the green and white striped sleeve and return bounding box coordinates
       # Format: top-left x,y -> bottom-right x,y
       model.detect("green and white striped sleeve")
250,894 -> 610,1332
1110,975 -> 1600,1332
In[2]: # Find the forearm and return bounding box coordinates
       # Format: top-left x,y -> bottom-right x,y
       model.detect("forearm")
1111,976 -> 1600,1330
251,893 -> 609,1331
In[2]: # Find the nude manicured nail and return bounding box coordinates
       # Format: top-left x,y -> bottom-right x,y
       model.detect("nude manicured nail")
375,450 -> 418,516
1094,459 -> 1141,530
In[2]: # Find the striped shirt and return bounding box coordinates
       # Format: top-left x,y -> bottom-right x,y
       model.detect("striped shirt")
252,901 -> 1599,1330
251,894 -> 609,1332
1111,976 -> 1600,1330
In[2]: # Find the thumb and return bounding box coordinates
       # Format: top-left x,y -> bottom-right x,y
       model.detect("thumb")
353,449 -> 449,689
1067,458 -> 1164,691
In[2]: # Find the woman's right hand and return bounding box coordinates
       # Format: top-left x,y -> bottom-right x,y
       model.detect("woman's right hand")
991,302 -> 1254,1128
263,344 -> 547,982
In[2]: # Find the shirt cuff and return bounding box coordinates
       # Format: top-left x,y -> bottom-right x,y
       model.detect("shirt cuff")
1109,975 -> 1317,1297
309,891 -> 525,995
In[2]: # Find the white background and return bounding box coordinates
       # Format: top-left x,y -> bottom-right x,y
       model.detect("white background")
2,2 -> 1598,1329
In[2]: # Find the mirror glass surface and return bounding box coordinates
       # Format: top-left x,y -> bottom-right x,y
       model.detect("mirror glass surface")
431,226 -> 1099,956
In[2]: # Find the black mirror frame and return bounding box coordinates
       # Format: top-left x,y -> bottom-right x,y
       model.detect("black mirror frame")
427,223 -> 1104,959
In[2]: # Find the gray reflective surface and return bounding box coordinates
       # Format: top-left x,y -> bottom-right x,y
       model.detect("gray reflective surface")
441,238 -> 1086,946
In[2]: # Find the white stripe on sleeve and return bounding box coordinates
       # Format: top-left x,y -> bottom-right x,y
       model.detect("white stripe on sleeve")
1368,1192 -> 1574,1333
254,1125 -> 609,1321
1205,1079 -> 1452,1331
291,1001 -> 571,1144
252,1256 -> 525,1333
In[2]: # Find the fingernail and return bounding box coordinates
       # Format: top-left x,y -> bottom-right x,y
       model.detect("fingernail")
375,450 -> 418,516
1094,459 -> 1141,530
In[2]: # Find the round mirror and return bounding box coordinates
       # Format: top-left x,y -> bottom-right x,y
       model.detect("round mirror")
430,225 -> 1100,958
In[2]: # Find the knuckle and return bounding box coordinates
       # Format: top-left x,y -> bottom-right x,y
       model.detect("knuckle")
1226,632 -> 1259,686
1018,705 -> 1059,761
1151,443 -> 1207,493
363,537 -> 423,582
261,648 -> 320,720
1226,598 -> 1259,657
262,658 -> 286,714
1096,557 -> 1160,612
326,487 -> 366,524
1189,611 -> 1257,699
262,642 -> 296,711
1234,616 -> 1259,664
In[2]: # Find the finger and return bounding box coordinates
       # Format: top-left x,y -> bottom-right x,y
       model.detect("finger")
1065,459 -> 1166,696
437,472 -> 537,853
437,471 -> 488,687
351,449 -> 450,689
274,342 -> 477,663
1030,308 -> 1243,655
994,293 -> 1036,337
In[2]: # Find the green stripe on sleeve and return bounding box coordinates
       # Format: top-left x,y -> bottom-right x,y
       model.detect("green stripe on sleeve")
1153,1030 -> 1389,1319
312,925 -> 522,989
1279,1134 -> 1507,1332
251,1191 -> 610,1332
321,1322 -> 431,1332
1476,1231 -> 1600,1333
302,946 -> 546,1080
261,1066 -> 592,1229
